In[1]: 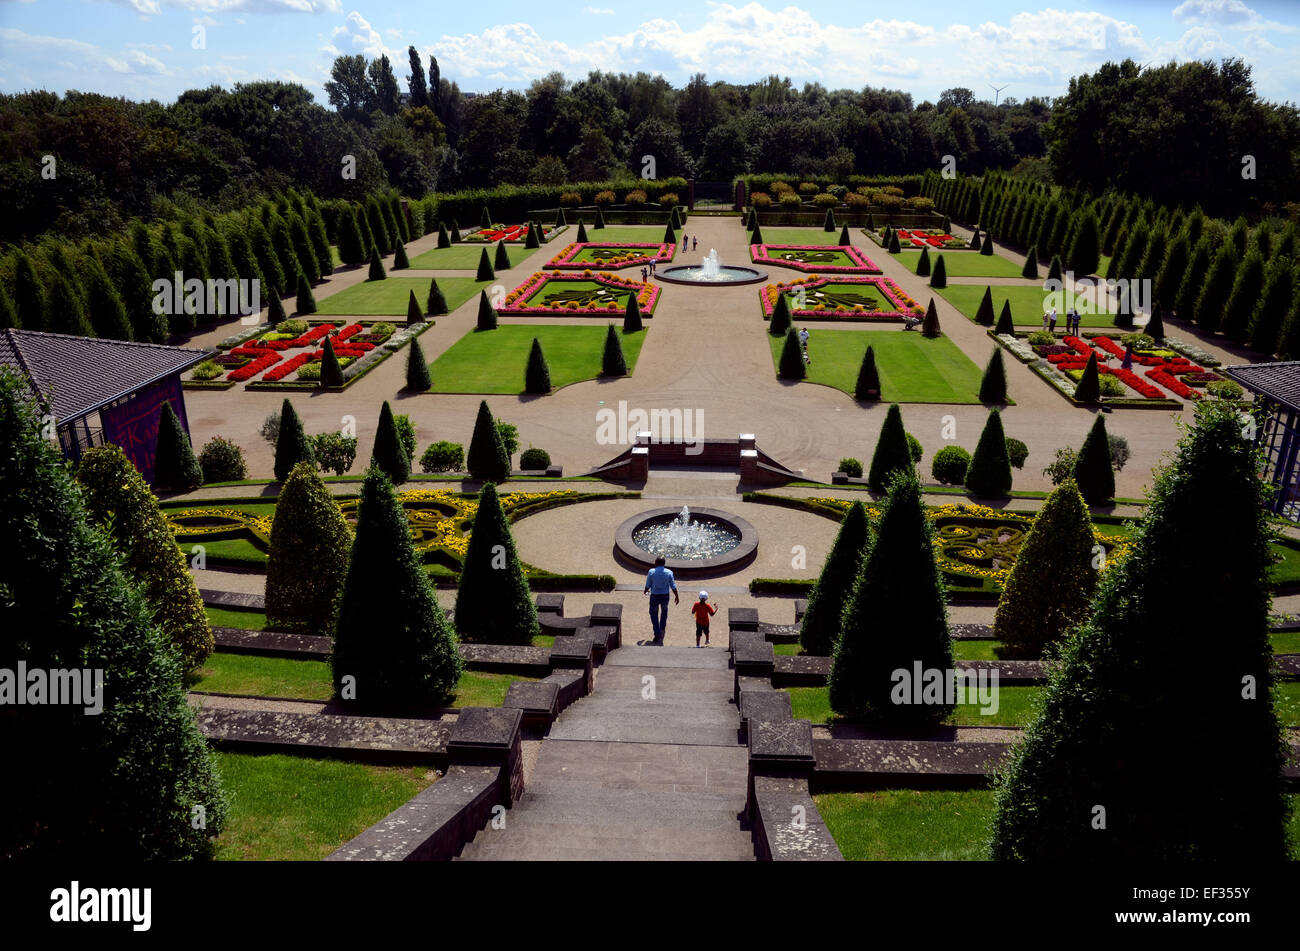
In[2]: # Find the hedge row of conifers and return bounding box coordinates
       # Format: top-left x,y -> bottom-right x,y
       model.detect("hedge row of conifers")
799,400 -> 1290,859
923,167 -> 1300,358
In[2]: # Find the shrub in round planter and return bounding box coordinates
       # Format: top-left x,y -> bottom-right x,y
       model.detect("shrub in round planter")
838,457 -> 863,478
420,440 -> 465,473
198,436 -> 248,483
520,447 -> 551,470
931,445 -> 971,485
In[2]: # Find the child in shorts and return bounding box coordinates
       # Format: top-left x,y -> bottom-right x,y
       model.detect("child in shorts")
691,591 -> 717,647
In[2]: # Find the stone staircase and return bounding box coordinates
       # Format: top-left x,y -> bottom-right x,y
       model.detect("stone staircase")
456,646 -> 755,861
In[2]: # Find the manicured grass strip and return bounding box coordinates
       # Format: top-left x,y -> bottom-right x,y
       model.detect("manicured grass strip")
1275,680 -> 1300,728
816,789 -> 997,860
1271,630 -> 1300,654
191,652 -> 334,700
570,225 -> 669,245
893,249 -> 1023,278
179,537 -> 265,567
212,751 -> 436,861
767,328 -> 984,403
429,324 -> 647,394
937,283 -> 1122,329
748,227 -> 842,246
786,684 -> 1043,727
407,245 -> 500,269
205,606 -> 267,631
453,670 -> 541,707
774,643 -> 802,656
951,639 -> 1002,661
317,277 -> 491,316
1270,543 -> 1300,587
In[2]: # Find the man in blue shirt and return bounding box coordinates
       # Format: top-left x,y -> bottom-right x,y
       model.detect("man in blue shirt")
643,556 -> 679,644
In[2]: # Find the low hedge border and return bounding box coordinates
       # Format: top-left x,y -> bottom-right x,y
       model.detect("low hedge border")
244,321 -> 434,393
182,380 -> 237,391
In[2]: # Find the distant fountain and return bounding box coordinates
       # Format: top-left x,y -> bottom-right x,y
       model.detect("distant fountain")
700,249 -> 721,280
617,504 -> 758,575
658,247 -> 767,286
629,505 -> 740,560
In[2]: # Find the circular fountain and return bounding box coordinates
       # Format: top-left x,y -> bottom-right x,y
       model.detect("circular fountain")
658,248 -> 767,286
615,505 -> 758,576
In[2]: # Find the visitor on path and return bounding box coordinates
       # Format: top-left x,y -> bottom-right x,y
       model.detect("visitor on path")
1122,342 -> 1134,370
644,556 -> 679,644
1049,308 -> 1058,334
682,234 -> 688,251
692,236 -> 698,251
641,266 -> 648,282
691,592 -> 717,647
799,327 -> 810,351
649,259 -> 656,277
903,313 -> 922,330
1041,312 -> 1049,331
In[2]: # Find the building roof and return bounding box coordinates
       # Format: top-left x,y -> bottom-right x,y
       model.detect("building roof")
0,329 -> 210,424
1223,361 -> 1300,415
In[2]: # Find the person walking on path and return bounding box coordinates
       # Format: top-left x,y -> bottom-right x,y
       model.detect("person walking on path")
649,259 -> 656,278
641,266 -> 648,282
644,556 -> 679,644
691,591 -> 717,647
692,236 -> 698,251
1049,307 -> 1058,334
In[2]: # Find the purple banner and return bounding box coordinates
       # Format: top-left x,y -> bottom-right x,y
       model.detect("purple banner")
100,374 -> 189,486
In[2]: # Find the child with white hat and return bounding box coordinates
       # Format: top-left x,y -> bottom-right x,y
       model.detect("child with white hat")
691,591 -> 718,647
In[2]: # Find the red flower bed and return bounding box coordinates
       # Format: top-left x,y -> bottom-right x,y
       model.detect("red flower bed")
335,323 -> 363,342
262,353 -> 311,382
1147,367 -> 1201,399
228,352 -> 281,382
1111,368 -> 1165,399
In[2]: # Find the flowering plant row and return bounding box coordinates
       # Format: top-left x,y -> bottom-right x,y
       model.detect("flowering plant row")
749,244 -> 882,273
498,272 -> 659,316
228,351 -> 281,382
879,228 -> 967,249
760,275 -> 922,319
262,353 -> 312,382
1147,367 -> 1201,400
545,242 -> 675,270
467,224 -> 554,243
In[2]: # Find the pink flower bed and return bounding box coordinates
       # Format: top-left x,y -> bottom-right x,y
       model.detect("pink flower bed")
498,272 -> 660,316
749,244 -> 882,273
545,242 -> 675,270
760,275 -> 923,319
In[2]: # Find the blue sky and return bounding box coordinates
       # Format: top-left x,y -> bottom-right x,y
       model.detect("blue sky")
1,1 -> 1298,105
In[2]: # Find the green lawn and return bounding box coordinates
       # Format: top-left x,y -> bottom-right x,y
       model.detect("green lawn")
937,283 -> 1128,329
755,247 -> 862,269
212,751 -> 436,860
317,276 -> 491,316
894,250 -> 1023,278
767,328 -> 986,403
205,606 -> 267,631
408,245 -> 500,269
748,227 -> 842,246
429,324 -> 647,394
816,789 -> 997,860
952,639 -> 1002,661
568,225 -> 668,245
1272,630 -> 1300,653
190,651 -> 539,705
787,684 -> 1043,727
1275,680 -> 1300,728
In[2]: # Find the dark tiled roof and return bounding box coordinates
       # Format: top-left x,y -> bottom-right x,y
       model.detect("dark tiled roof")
1223,362 -> 1300,414
0,329 -> 210,423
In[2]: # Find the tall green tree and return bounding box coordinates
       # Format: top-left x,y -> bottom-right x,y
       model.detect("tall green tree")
965,408 -> 1013,497
153,401 -> 202,491
1073,414 -> 1115,505
867,403 -> 912,493
454,483 -> 540,645
467,400 -> 510,483
274,398 -> 315,481
371,401 -> 410,485
266,461 -> 351,634
799,500 -> 870,656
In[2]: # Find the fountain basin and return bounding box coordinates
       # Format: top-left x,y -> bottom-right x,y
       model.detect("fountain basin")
657,264 -> 768,286
614,507 -> 758,577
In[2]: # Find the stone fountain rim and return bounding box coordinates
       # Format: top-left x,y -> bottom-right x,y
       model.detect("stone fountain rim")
655,264 -> 769,286
614,506 -> 759,576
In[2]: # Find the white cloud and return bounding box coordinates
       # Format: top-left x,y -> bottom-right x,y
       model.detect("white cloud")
105,49 -> 168,74
1173,0 -> 1258,27
109,0 -> 341,18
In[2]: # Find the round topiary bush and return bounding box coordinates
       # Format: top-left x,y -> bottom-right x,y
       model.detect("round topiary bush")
838,457 -> 863,478
519,447 -> 551,470
420,441 -> 464,473
906,433 -> 923,465
198,436 -> 247,483
1005,437 -> 1029,469
931,445 -> 971,485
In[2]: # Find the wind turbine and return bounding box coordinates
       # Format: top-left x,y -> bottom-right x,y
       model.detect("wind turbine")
990,84 -> 1008,106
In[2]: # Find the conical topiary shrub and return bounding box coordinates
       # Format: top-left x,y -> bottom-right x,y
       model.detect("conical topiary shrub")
595,206 -> 606,230
494,240 -> 510,271
555,207 -> 566,228
778,328 -> 806,380
970,229 -> 983,251
663,221 -> 676,244
1073,414 -> 1115,505
153,401 -> 203,492
770,293 -> 793,336
854,345 -> 881,401
915,245 -> 931,277
980,232 -> 994,255
929,255 -> 947,287
467,400 -> 510,483
437,222 -> 451,248
367,246 -> 386,281
407,289 -> 423,324
267,288 -> 287,324
993,478 -> 1096,659
601,322 -> 627,376
867,404 -> 913,492
823,207 -> 836,232
406,336 -> 431,391
991,402 -> 1290,861
450,219 -> 461,242
1046,254 -> 1063,284
454,482 -> 540,645
1145,300 -> 1165,343
750,221 -> 764,246
393,241 -> 410,270
525,337 -> 552,393
331,465 -> 463,707
995,300 -> 1014,335
77,443 -> 213,667
273,398 -> 314,481
1021,246 -> 1039,279
887,229 -> 901,253
838,224 -> 850,245
964,408 -> 1013,497
975,285 -> 996,326
476,247 -> 495,281
978,348 -> 1008,403
320,336 -> 344,388
1,373 -> 228,859
266,460 -> 351,634
624,292 -> 643,332
921,298 -> 941,337
427,278 -> 449,316
1073,352 -> 1101,403
799,500 -> 871,656
576,220 -> 589,242
476,289 -> 498,331
480,206 -> 491,230
525,222 -> 540,249
829,473 -> 953,725
371,401 -> 409,485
